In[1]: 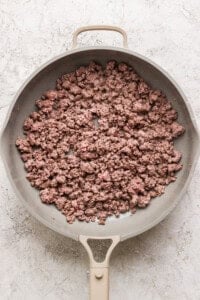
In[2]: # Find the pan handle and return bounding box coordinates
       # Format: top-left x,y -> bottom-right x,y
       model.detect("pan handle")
79,235 -> 120,300
72,25 -> 128,49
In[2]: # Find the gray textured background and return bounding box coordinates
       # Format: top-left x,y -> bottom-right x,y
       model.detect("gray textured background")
1,0 -> 200,299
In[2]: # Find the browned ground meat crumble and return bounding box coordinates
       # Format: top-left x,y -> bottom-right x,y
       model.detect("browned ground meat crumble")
16,61 -> 185,225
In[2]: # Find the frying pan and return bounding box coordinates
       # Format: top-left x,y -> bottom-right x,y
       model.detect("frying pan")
1,25 -> 200,300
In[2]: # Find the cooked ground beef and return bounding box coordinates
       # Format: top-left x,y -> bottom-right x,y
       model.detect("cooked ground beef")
16,61 -> 185,225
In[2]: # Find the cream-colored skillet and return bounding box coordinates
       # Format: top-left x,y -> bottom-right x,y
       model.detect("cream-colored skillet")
1,26 -> 199,299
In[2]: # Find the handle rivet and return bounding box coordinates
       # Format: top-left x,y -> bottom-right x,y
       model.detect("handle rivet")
95,271 -> 103,279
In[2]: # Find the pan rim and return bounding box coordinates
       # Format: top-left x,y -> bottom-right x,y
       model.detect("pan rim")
1,46 -> 200,241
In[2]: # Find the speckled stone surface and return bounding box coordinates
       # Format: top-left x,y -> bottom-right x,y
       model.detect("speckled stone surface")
1,1 -> 200,299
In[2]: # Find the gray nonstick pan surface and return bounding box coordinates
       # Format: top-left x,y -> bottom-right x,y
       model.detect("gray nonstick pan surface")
1,26 -> 200,300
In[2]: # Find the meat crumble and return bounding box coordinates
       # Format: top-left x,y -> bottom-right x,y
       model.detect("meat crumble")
16,61 -> 185,225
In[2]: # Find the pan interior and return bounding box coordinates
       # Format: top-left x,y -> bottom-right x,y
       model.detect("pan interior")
1,48 -> 199,241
